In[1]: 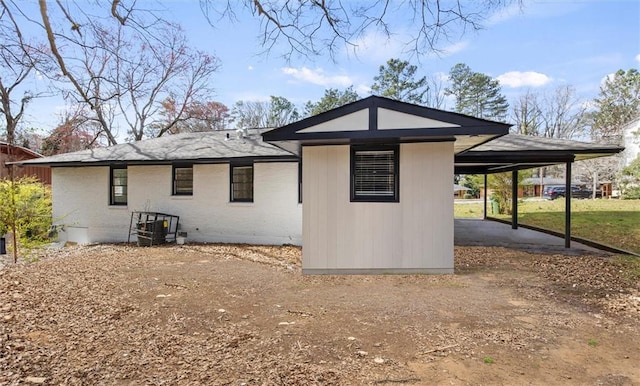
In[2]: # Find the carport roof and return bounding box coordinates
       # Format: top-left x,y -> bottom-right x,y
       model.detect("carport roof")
455,134 -> 624,174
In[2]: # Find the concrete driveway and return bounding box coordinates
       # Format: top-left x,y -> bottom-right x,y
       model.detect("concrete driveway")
454,218 -> 606,255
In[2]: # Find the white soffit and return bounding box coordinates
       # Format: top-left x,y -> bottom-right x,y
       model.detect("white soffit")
377,108 -> 461,130
454,135 -> 495,154
297,110 -> 369,133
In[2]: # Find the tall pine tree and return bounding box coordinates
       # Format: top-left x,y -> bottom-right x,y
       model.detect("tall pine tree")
371,59 -> 429,105
445,63 -> 508,121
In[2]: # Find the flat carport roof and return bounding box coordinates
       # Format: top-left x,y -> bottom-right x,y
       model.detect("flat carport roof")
455,134 -> 622,175
454,134 -> 624,251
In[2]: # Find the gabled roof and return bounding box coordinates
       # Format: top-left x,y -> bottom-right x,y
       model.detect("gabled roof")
262,95 -> 512,154
1,141 -> 44,159
455,134 -> 624,174
14,130 -> 296,167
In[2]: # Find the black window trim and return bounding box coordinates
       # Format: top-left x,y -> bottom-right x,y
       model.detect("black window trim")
350,144 -> 400,203
230,161 -> 254,203
109,165 -> 128,206
298,159 -> 303,204
172,163 -> 194,196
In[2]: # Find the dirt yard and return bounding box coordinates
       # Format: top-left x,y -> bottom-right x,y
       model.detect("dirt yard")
1,244 -> 639,385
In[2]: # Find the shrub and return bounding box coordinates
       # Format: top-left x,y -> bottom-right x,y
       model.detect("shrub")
622,186 -> 640,200
0,177 -> 52,261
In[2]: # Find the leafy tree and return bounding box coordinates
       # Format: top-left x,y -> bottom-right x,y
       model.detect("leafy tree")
267,96 -> 300,127
0,177 -> 52,263
459,174 -> 483,198
590,69 -> 640,143
446,63 -> 508,121
371,59 -> 429,105
619,156 -> 640,199
304,87 -> 359,116
488,170 -> 530,215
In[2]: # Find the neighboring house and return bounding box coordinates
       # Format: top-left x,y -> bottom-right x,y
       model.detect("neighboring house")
521,177 -> 575,197
17,129 -> 301,245
0,141 -> 51,184
453,184 -> 471,198
16,96 -> 623,274
622,117 -> 640,167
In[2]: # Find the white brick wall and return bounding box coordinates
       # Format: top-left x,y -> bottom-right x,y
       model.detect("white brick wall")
52,162 -> 302,245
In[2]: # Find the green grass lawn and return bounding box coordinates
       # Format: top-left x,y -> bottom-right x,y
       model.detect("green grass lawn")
454,199 -> 640,254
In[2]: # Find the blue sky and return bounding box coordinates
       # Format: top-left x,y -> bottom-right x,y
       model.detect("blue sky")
176,0 -> 639,107
20,0 -> 640,132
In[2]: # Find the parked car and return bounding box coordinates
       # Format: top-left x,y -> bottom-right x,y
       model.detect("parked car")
543,185 -> 566,200
542,185 -> 597,200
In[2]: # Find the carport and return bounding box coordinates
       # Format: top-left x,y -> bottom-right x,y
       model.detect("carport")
455,134 -> 624,248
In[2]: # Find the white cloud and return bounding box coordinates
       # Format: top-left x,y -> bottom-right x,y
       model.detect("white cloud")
356,84 -> 372,95
347,29 -> 407,63
281,67 -> 352,87
636,54 -> 640,63
440,41 -> 469,57
486,2 -> 524,26
497,71 -> 552,88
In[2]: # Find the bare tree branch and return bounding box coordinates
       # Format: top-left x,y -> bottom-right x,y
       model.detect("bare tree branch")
202,0 -> 520,61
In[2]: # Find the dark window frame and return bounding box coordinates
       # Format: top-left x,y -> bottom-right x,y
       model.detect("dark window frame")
298,159 -> 303,204
110,166 -> 128,206
230,162 -> 254,202
172,164 -> 193,196
350,144 -> 399,203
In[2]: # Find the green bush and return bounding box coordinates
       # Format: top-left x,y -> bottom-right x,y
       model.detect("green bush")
0,177 -> 52,258
622,186 -> 640,200
463,193 -> 473,199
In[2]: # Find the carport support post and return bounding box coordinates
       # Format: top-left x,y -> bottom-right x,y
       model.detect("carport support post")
483,173 -> 488,219
565,161 -> 572,248
511,170 -> 518,229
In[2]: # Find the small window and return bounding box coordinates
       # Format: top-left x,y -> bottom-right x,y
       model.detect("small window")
351,145 -> 399,202
173,165 -> 193,195
110,166 -> 128,205
231,164 -> 253,202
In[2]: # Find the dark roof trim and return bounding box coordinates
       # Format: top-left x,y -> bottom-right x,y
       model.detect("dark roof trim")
262,95 -> 511,142
27,155 -> 299,168
300,137 -> 457,147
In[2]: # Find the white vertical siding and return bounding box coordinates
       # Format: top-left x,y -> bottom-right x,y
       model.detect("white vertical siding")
303,142 -> 454,274
52,162 -> 302,245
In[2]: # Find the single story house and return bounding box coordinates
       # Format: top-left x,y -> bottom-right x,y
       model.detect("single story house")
16,96 -> 623,274
15,129 -> 302,246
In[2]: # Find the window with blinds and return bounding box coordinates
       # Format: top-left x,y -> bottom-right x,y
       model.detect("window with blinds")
110,166 -> 128,205
173,165 -> 193,195
231,164 -> 254,202
351,145 -> 399,202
